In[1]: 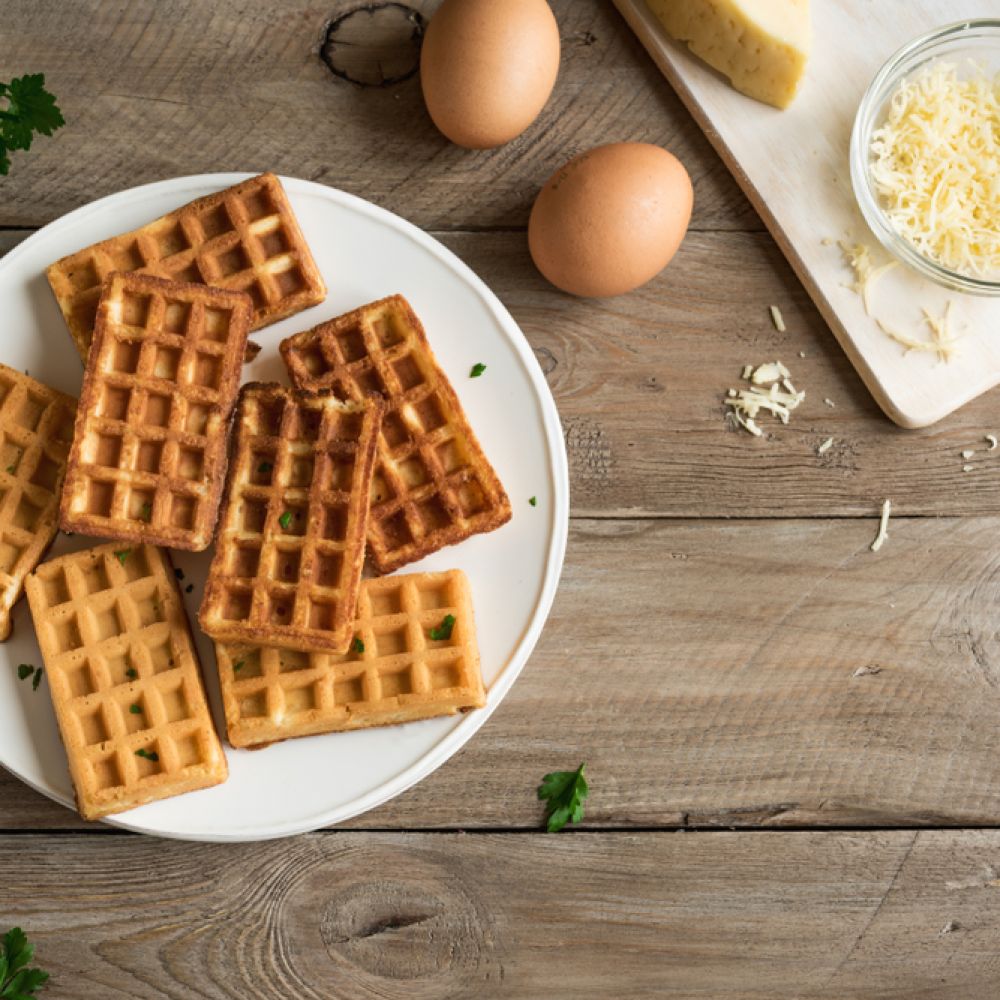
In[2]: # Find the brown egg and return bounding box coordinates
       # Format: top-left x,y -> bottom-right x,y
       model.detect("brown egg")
420,0 -> 560,149
528,143 -> 694,297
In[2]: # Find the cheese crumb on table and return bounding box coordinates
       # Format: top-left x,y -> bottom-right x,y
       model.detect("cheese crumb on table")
986,434 -> 998,451
962,449 -> 975,460
824,398 -> 836,408
839,241 -> 897,315
724,361 -> 805,437
963,464 -> 975,473
817,437 -> 833,455
870,499 -> 891,553
769,305 -> 786,332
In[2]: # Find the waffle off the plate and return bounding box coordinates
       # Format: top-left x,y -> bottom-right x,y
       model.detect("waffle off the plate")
280,295 -> 512,574
59,272 -> 253,551
215,569 -> 485,749
0,364 -> 76,640
199,383 -> 384,654
46,172 -> 326,361
24,543 -> 228,822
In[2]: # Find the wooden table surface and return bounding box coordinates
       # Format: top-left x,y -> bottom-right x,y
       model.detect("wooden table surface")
4,2 -> 1000,997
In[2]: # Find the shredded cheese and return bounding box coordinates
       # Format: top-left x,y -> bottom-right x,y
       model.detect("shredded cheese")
964,463 -> 975,473
817,437 -> 833,455
871,61 -> 1000,277
725,361 -> 805,437
987,434 -> 998,451
839,241 -> 898,315
877,300 -> 959,362
962,449 -> 975,459
823,398 -> 835,408
870,499 -> 891,553
769,305 -> 786,332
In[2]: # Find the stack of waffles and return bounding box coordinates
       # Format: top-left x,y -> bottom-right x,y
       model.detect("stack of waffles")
15,173 -> 508,821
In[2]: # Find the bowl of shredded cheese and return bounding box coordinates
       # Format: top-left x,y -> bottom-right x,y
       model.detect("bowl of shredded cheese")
851,20 -> 1000,295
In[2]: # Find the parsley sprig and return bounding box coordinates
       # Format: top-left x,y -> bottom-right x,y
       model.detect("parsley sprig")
0,926 -> 50,997
429,614 -> 455,641
0,74 -> 64,176
537,762 -> 589,832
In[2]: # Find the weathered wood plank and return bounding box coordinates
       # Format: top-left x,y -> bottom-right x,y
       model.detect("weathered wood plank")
0,0 -> 756,231
3,830 -> 1000,998
6,227 -> 1000,516
6,516 -> 1000,831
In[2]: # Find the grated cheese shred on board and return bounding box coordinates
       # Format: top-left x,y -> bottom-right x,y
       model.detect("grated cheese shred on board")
870,61 -> 1000,277
725,361 -> 805,437
839,241 -> 898,315
876,300 -> 959,362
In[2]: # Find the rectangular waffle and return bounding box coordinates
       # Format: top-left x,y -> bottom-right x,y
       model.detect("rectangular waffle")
59,272 -> 253,551
0,364 -> 76,640
215,569 -> 485,748
46,172 -> 326,360
280,295 -> 512,574
24,543 -> 228,821
199,383 -> 383,653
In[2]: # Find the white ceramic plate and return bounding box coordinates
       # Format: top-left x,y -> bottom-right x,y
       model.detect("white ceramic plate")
0,173 -> 568,841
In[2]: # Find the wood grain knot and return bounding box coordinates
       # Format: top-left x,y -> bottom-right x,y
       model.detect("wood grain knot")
315,866 -> 503,996
321,3 -> 426,88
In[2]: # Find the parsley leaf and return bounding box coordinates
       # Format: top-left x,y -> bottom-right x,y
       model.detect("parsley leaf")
1,926 -> 50,997
429,614 -> 456,641
0,74 -> 65,176
139,502 -> 152,522
114,549 -> 131,565
470,362 -> 486,378
278,511 -> 293,530
529,496 -> 537,507
352,637 -> 365,654
125,667 -> 138,680
135,748 -> 158,762
31,669 -> 43,692
129,704 -> 141,715
16,664 -> 33,681
537,762 -> 589,833
5,465 -> 14,474
232,660 -> 244,673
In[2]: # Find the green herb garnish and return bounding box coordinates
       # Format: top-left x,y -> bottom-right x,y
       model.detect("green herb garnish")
129,704 -> 141,715
31,669 -> 43,692
352,637 -> 365,654
529,496 -> 537,507
232,660 -> 244,673
125,667 -> 138,680
278,510 -> 293,530
5,465 -> 14,474
257,461 -> 273,475
0,74 -> 65,176
470,363 -> 486,378
139,502 -> 152,521
16,664 -> 33,681
0,926 -> 50,997
135,748 -> 158,762
537,762 -> 589,833
114,549 -> 131,565
429,614 -> 456,641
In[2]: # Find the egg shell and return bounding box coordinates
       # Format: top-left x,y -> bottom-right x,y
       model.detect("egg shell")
528,143 -> 694,298
420,0 -> 560,150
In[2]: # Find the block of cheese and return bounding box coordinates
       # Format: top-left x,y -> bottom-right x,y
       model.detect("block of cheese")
645,0 -> 811,109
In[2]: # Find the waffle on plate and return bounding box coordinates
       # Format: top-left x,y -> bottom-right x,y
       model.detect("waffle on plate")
0,364 -> 76,640
25,543 -> 228,821
280,294 -> 511,574
59,272 -> 253,551
215,569 -> 485,748
199,383 -> 383,654
46,172 -> 326,360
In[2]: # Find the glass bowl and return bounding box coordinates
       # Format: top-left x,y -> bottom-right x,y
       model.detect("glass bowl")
850,19 -> 1000,296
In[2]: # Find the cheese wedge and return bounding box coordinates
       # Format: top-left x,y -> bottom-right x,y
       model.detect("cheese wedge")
646,0 -> 811,109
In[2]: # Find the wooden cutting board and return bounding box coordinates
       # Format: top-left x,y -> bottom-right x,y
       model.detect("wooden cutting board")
612,0 -> 1000,428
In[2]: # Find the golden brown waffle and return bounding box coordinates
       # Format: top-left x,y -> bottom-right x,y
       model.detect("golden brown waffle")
199,383 -> 383,653
0,364 -> 76,640
24,543 -> 228,821
59,272 -> 253,551
280,295 -> 511,574
46,173 -> 326,360
215,569 -> 485,748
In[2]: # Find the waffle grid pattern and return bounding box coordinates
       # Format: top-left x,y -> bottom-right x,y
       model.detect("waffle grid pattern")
59,272 -> 252,550
280,295 -> 511,574
46,173 -> 326,359
0,363 -> 76,639
215,570 -> 485,747
25,544 -> 227,821
199,384 -> 383,653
